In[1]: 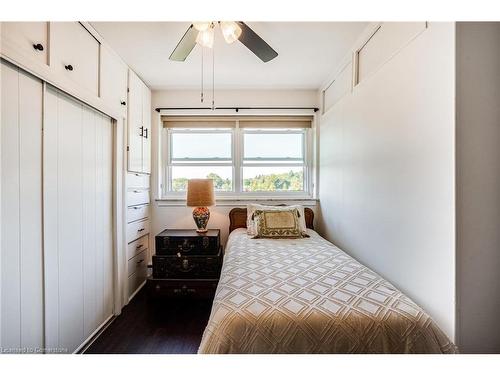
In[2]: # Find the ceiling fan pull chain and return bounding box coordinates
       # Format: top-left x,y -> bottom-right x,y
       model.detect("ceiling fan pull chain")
212,36 -> 215,110
200,46 -> 204,103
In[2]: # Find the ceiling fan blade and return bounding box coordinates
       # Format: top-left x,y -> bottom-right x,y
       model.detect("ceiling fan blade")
237,22 -> 278,63
169,24 -> 198,61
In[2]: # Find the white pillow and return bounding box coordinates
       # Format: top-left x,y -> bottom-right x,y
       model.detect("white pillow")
246,204 -> 307,236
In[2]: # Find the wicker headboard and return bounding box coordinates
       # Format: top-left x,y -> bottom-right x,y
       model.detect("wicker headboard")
229,206 -> 314,233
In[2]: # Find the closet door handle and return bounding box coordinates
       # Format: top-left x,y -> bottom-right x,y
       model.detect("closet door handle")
144,128 -> 148,139
64,64 -> 74,71
139,126 -> 144,137
33,43 -> 44,51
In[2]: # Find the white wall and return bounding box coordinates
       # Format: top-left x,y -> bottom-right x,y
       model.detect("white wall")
150,89 -> 319,247
456,22 -> 500,353
317,23 -> 456,339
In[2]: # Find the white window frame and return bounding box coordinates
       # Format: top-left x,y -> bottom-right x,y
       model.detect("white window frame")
160,121 -> 314,200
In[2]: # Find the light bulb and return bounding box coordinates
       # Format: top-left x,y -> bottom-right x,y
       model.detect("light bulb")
220,21 -> 242,44
193,22 -> 211,32
196,27 -> 215,48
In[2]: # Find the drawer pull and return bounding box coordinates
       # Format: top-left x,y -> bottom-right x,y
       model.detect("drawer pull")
139,126 -> 144,137
136,259 -> 144,264
138,228 -> 145,232
33,43 -> 44,51
64,64 -> 74,71
132,206 -> 141,210
144,128 -> 148,139
121,101 -> 126,106
136,244 -> 143,250
133,190 -> 140,193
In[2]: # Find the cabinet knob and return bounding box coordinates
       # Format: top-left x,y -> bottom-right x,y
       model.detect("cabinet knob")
65,64 -> 74,71
139,126 -> 144,137
121,101 -> 126,106
144,128 -> 148,139
33,43 -> 44,51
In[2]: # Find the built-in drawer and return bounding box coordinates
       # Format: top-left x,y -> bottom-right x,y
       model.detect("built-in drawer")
128,264 -> 148,298
128,249 -> 147,277
127,219 -> 150,244
127,189 -> 149,207
127,172 -> 150,190
127,203 -> 149,223
127,235 -> 149,260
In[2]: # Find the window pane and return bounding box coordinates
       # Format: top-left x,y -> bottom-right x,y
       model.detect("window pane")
244,132 -> 303,160
243,167 -> 304,192
171,166 -> 232,192
171,132 -> 231,160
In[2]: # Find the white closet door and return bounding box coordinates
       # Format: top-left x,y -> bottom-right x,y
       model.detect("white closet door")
44,86 -> 114,353
1,61 -> 43,351
127,70 -> 143,173
142,85 -> 151,174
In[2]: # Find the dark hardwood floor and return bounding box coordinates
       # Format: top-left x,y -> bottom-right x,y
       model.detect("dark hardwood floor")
84,288 -> 213,354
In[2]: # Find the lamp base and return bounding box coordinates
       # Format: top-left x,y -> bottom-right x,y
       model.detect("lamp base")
192,206 -> 210,233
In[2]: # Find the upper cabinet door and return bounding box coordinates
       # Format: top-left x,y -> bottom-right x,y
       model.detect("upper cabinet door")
100,45 -> 128,115
142,85 -> 152,174
50,22 -> 100,96
127,70 -> 144,173
0,22 -> 49,65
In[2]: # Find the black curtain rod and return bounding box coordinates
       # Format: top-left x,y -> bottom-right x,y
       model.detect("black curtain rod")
155,106 -> 319,113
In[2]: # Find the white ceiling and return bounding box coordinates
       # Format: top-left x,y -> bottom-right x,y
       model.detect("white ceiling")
91,22 -> 367,90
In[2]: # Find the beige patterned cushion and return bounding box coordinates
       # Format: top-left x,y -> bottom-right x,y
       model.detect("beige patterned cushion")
253,209 -> 306,238
246,204 -> 307,236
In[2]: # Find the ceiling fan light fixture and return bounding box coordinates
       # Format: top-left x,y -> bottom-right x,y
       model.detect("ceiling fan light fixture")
193,22 -> 211,32
196,26 -> 215,48
220,21 -> 242,44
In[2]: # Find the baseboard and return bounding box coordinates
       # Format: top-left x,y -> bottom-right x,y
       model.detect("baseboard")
128,279 -> 147,303
77,314 -> 116,354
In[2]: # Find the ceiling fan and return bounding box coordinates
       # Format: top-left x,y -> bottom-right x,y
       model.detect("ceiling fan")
169,21 -> 278,63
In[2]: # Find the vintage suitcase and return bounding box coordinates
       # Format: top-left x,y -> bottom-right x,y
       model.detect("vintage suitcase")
152,248 -> 223,279
155,229 -> 220,256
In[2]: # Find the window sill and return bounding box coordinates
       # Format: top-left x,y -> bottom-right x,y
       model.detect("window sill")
156,197 -> 319,207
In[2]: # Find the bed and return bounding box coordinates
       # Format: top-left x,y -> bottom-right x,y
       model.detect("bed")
198,207 -> 457,354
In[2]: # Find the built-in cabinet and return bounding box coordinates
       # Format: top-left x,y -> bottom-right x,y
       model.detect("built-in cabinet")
1,21 -> 132,120
128,70 -> 151,174
1,62 -> 114,353
50,22 -> 100,96
1,21 -> 153,353
100,45 -> 128,117
0,22 -> 49,65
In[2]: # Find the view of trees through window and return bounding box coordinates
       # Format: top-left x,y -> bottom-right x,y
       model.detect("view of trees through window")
171,170 -> 304,192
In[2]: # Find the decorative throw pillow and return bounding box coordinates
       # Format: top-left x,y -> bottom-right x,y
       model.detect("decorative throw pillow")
252,209 -> 307,239
246,204 -> 307,236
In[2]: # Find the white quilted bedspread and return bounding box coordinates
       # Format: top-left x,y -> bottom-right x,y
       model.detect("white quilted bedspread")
198,229 -> 457,354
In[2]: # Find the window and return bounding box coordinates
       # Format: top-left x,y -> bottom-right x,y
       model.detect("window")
168,129 -> 234,192
162,116 -> 314,198
242,130 -> 305,192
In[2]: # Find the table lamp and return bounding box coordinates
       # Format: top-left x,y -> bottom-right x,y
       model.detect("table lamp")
186,179 -> 215,233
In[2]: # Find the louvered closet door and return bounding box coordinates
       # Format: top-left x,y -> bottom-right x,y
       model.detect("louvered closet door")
44,86 -> 114,353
